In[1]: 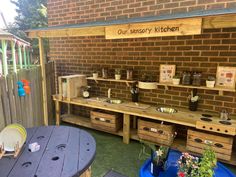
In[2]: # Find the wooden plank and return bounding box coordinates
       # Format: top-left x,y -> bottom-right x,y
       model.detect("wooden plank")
31,67 -> 37,127
0,78 -> 11,125
26,69 -> 34,127
55,100 -> 61,126
0,86 -> 5,130
78,130 -> 96,175
80,167 -> 91,177
105,18 -> 202,39
8,127 -> 54,177
38,38 -> 48,126
28,26 -> 105,38
53,95 -> 197,128
37,66 -> 44,126
196,120 -> 236,136
61,127 -> 80,177
123,114 -> 130,144
203,14 -> 236,29
6,74 -> 17,123
18,69 -> 28,127
188,129 -> 233,144
187,145 -> 231,161
156,82 -> 236,93
13,72 -> 23,124
35,126 -> 70,177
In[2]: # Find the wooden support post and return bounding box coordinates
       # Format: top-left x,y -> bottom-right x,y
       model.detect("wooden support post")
55,100 -> 60,126
67,104 -> 72,114
133,115 -> 137,129
11,41 -> 17,73
26,48 -> 31,65
38,38 -> 49,126
1,40 -> 8,76
18,44 -> 23,69
80,166 -> 91,177
123,114 -> 131,144
23,45 -> 27,68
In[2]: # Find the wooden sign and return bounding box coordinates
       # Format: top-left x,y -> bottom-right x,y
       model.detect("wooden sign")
105,18 -> 202,39
216,66 -> 236,89
159,64 -> 176,83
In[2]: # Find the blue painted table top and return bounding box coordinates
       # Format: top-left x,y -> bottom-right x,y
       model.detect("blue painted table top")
0,126 -> 96,177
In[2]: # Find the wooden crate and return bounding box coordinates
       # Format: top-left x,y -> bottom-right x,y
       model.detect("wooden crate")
58,75 -> 87,100
138,119 -> 175,146
187,129 -> 233,161
90,110 -> 123,132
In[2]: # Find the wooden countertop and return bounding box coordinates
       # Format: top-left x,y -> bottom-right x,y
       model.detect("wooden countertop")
53,95 -> 236,132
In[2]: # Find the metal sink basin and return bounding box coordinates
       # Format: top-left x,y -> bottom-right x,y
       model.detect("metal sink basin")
156,107 -> 178,114
106,99 -> 123,104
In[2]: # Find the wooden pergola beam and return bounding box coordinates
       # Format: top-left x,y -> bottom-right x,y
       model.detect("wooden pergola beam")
27,14 -> 236,38
38,38 -> 48,126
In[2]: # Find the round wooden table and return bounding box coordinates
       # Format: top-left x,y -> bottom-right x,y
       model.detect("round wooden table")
0,126 -> 96,177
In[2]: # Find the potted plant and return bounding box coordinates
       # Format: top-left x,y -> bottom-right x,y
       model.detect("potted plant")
138,73 -> 157,89
139,141 -> 169,177
172,75 -> 181,85
92,70 -> 99,79
206,76 -> 215,88
177,145 -> 217,177
115,69 -> 121,80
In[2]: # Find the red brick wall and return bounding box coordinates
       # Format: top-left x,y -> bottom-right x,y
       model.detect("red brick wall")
48,1 -> 236,114
47,0 -> 236,26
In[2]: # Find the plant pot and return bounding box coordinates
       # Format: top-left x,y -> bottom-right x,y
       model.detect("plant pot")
172,78 -> 180,85
138,81 -> 157,89
115,74 -> 121,80
151,161 -> 164,177
131,92 -> 139,102
189,100 -> 198,111
206,80 -> 215,88
93,73 -> 98,79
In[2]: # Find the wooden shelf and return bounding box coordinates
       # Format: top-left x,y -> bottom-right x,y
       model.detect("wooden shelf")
87,77 -> 136,86
61,114 -> 124,137
157,83 -> 236,95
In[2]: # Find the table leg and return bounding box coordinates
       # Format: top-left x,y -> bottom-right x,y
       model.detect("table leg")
55,100 -> 61,126
123,114 -> 131,144
80,166 -> 91,177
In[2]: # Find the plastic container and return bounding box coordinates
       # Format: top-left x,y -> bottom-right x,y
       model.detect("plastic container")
139,149 -> 236,177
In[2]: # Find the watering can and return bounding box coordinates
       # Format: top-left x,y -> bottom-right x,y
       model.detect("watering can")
17,81 -> 26,97
22,79 -> 30,94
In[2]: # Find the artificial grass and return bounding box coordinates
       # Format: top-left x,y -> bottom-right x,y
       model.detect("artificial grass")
64,123 -> 236,177
87,129 -> 144,177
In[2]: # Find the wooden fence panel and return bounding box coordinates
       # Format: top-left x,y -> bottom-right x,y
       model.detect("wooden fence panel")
0,78 -> 11,125
0,88 -> 5,130
0,62 -> 55,130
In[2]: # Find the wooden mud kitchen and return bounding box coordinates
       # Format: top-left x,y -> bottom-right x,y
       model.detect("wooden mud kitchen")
27,1 -> 236,175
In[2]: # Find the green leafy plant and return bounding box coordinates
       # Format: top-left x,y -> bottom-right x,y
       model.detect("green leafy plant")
177,145 -> 217,177
140,73 -> 156,82
115,69 -> 121,75
173,75 -> 181,79
207,76 -> 215,81
198,146 -> 217,177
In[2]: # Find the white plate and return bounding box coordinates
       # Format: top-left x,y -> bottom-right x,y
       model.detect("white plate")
0,127 -> 25,152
